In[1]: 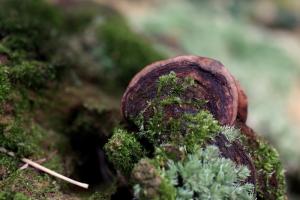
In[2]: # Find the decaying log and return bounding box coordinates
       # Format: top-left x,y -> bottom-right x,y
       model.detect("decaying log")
121,56 -> 255,183
121,55 -> 285,199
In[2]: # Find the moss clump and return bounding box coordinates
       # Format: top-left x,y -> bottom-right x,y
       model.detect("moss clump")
132,159 -> 176,200
97,16 -> 165,86
156,71 -> 195,97
0,0 -> 63,58
0,0 -> 70,92
135,71 -> 220,153
104,128 -> 144,175
0,120 -> 43,158
248,138 -> 286,200
181,112 -> 221,152
9,61 -> 57,89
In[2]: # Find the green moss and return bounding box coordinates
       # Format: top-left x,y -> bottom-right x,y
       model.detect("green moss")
97,16 -> 165,86
104,128 -> 144,175
249,139 -> 286,200
157,178 -> 176,200
9,61 -> 57,89
0,191 -> 30,200
0,67 -> 11,103
0,120 -> 43,158
0,0 -> 63,58
13,193 -> 30,200
157,71 -> 195,97
134,71 -> 220,152
0,0 -> 71,92
0,44 -> 10,55
0,156 -> 18,181
0,169 -> 60,199
182,111 -> 221,152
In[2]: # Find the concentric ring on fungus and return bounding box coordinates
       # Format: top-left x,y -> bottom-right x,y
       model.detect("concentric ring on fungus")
122,55 -> 239,126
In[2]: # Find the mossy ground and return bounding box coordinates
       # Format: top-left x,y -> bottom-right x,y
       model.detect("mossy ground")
0,0 -> 165,199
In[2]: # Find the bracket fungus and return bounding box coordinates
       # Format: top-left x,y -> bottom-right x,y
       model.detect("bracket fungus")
122,55 -> 239,126
106,55 -> 286,199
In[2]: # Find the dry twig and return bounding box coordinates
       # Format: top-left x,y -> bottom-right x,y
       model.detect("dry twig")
0,147 -> 89,189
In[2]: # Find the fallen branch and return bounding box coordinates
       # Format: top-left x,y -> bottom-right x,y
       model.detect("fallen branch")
20,158 -> 46,170
0,147 -> 89,189
20,150 -> 58,170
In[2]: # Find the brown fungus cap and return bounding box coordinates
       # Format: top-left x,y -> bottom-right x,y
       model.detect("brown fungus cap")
122,55 -> 244,126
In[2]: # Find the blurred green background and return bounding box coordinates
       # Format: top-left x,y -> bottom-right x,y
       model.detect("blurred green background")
97,0 -> 300,198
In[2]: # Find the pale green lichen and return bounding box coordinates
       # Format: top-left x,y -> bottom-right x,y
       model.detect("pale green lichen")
222,126 -> 241,145
134,146 -> 255,200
